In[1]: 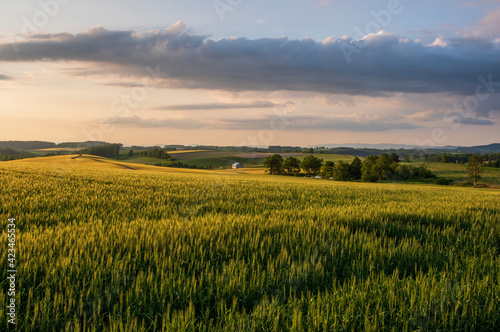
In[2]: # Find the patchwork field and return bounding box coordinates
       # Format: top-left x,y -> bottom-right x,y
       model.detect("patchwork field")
0,155 -> 499,331
119,150 -> 357,169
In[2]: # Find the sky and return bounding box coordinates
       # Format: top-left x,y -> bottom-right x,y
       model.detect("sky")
1,0 -> 500,147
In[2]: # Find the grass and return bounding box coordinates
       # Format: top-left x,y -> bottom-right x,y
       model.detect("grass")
0,155 -> 499,331
422,162 -> 500,185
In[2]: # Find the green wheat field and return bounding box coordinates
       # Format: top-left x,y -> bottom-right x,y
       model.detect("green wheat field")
1,155 -> 499,331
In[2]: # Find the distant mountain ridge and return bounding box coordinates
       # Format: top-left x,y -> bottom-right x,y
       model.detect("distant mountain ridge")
313,143 -> 500,153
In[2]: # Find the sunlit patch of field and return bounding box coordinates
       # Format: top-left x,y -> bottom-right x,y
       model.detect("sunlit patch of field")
10,155 -> 211,174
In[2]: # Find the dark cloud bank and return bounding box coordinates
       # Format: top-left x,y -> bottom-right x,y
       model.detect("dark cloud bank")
1,22 -> 500,98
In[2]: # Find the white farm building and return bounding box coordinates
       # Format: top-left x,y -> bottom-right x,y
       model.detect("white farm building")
232,163 -> 243,169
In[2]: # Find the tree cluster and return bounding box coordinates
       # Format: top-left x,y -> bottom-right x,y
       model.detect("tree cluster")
362,154 -> 434,182
78,144 -> 122,158
264,154 -> 364,181
0,147 -> 23,161
486,159 -> 500,168
265,153 -> 436,183
483,153 -> 500,168
140,148 -> 171,160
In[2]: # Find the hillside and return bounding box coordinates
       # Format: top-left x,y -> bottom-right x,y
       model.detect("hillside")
1,157 -> 499,330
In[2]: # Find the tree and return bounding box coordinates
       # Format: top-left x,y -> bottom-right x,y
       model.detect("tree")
394,164 -> 412,180
374,154 -> 393,180
264,154 -> 284,175
281,156 -> 301,176
467,154 -> 483,186
390,153 -> 400,164
441,153 -> 449,163
348,157 -> 362,180
320,161 -> 335,179
332,161 -> 350,181
128,149 -> 134,157
361,155 -> 379,182
300,155 -> 323,176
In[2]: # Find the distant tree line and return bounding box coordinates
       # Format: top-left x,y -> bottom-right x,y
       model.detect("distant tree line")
154,161 -> 210,169
57,141 -> 109,149
78,144 -> 122,158
0,140 -> 112,150
0,141 -> 55,150
268,146 -> 303,153
264,153 -> 436,183
416,152 -> 500,166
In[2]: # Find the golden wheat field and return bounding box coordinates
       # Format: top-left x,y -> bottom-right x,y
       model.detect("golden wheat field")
1,155 -> 499,331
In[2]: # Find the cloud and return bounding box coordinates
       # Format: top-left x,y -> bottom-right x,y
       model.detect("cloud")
314,1 -> 331,7
104,115 -> 207,129
101,81 -> 154,88
218,116 -> 421,132
452,117 -> 495,125
153,101 -> 283,111
405,110 -> 438,122
1,23 -> 500,99
103,114 -> 420,132
463,7 -> 500,38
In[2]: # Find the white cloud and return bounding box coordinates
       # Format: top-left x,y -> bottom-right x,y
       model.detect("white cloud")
405,110 -> 437,122
462,7 -> 500,38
